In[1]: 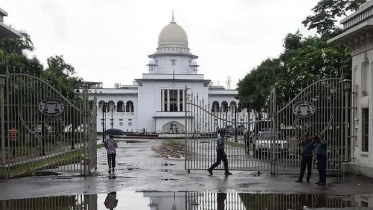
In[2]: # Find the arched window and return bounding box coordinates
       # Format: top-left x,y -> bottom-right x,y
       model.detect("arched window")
126,101 -> 134,112
98,100 -> 105,112
229,101 -> 237,112
107,101 -> 115,112
212,101 -> 219,112
221,101 -> 228,112
117,101 -> 124,112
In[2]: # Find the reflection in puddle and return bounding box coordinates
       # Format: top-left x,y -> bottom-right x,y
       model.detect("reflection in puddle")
1,191 -> 373,210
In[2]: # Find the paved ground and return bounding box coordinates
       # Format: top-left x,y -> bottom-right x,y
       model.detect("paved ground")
1,139 -> 373,209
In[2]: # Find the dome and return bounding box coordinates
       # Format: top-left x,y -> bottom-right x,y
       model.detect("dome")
158,22 -> 188,46
190,59 -> 198,66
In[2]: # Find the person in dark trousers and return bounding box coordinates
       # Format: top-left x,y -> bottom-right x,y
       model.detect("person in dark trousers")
315,134 -> 327,186
217,193 -> 227,210
207,128 -> 232,176
296,133 -> 315,183
104,135 -> 118,174
104,192 -> 118,210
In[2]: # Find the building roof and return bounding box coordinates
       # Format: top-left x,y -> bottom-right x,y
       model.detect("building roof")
0,7 -> 21,40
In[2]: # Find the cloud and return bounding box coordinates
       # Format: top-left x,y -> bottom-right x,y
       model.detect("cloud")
2,0 -> 319,88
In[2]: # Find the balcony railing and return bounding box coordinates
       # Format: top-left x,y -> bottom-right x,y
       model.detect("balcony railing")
99,111 -> 134,116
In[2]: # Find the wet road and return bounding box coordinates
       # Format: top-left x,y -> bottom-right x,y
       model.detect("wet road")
1,139 -> 373,209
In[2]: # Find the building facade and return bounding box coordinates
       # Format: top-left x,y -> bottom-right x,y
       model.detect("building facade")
0,8 -> 21,40
89,17 -> 242,133
329,0 -> 373,177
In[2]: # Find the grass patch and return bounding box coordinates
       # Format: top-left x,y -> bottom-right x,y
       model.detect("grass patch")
225,141 -> 245,148
97,144 -> 105,149
9,149 -> 83,177
164,139 -> 181,146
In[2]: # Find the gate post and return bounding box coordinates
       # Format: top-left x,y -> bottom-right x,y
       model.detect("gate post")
82,84 -> 89,176
343,80 -> 352,174
270,88 -> 278,175
0,74 -> 7,178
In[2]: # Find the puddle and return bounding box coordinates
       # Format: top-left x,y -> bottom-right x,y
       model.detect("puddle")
12,171 -> 60,178
161,163 -> 176,166
125,140 -> 149,143
1,191 -> 373,209
161,178 -> 178,181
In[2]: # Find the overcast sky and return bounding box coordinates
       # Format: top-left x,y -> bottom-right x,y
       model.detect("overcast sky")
2,0 -> 320,88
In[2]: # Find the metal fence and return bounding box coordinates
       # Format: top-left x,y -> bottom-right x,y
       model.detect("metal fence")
184,78 -> 351,174
1,192 -> 367,210
0,73 -> 97,177
0,194 -> 98,210
185,192 -> 360,209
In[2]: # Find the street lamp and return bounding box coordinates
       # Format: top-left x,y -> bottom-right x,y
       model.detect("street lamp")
231,104 -> 238,142
102,102 -> 109,142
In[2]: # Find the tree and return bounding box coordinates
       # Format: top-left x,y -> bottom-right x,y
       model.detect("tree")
302,0 -> 367,37
237,58 -> 283,118
0,33 -> 84,152
0,32 -> 43,75
275,34 -> 351,101
43,55 -> 83,149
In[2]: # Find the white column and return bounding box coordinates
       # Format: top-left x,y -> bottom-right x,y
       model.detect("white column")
167,89 -> 170,112
182,90 -> 185,112
177,89 -> 180,112
161,89 -> 164,111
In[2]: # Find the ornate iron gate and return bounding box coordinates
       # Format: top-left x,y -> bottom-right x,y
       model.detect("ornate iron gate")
0,73 -> 97,177
185,192 -> 357,209
184,78 -> 351,174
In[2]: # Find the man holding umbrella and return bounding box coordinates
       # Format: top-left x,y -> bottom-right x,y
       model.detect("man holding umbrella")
105,135 -> 118,174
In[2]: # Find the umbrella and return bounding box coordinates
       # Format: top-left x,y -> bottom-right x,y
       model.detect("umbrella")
105,129 -> 124,136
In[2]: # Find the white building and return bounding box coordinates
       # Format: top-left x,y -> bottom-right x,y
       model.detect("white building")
328,1 -> 373,177
0,8 -> 21,40
89,16 -> 242,133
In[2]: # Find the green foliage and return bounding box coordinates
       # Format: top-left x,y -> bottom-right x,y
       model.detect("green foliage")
276,35 -> 351,101
224,141 -> 244,148
43,55 -> 82,100
0,31 -> 85,147
302,0 -> 367,37
237,58 -> 283,112
237,0 -> 357,107
164,139 -> 181,146
0,32 -> 43,75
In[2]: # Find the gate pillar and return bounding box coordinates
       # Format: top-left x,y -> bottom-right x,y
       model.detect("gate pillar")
82,84 -> 90,176
0,74 -> 5,168
270,88 -> 278,175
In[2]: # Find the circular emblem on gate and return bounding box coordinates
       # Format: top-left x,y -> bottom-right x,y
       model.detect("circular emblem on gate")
39,98 -> 65,117
292,101 -> 316,118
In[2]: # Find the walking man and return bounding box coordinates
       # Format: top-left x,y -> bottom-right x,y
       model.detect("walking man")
207,128 -> 232,176
296,133 -> 315,183
315,134 -> 327,186
105,135 -> 118,174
